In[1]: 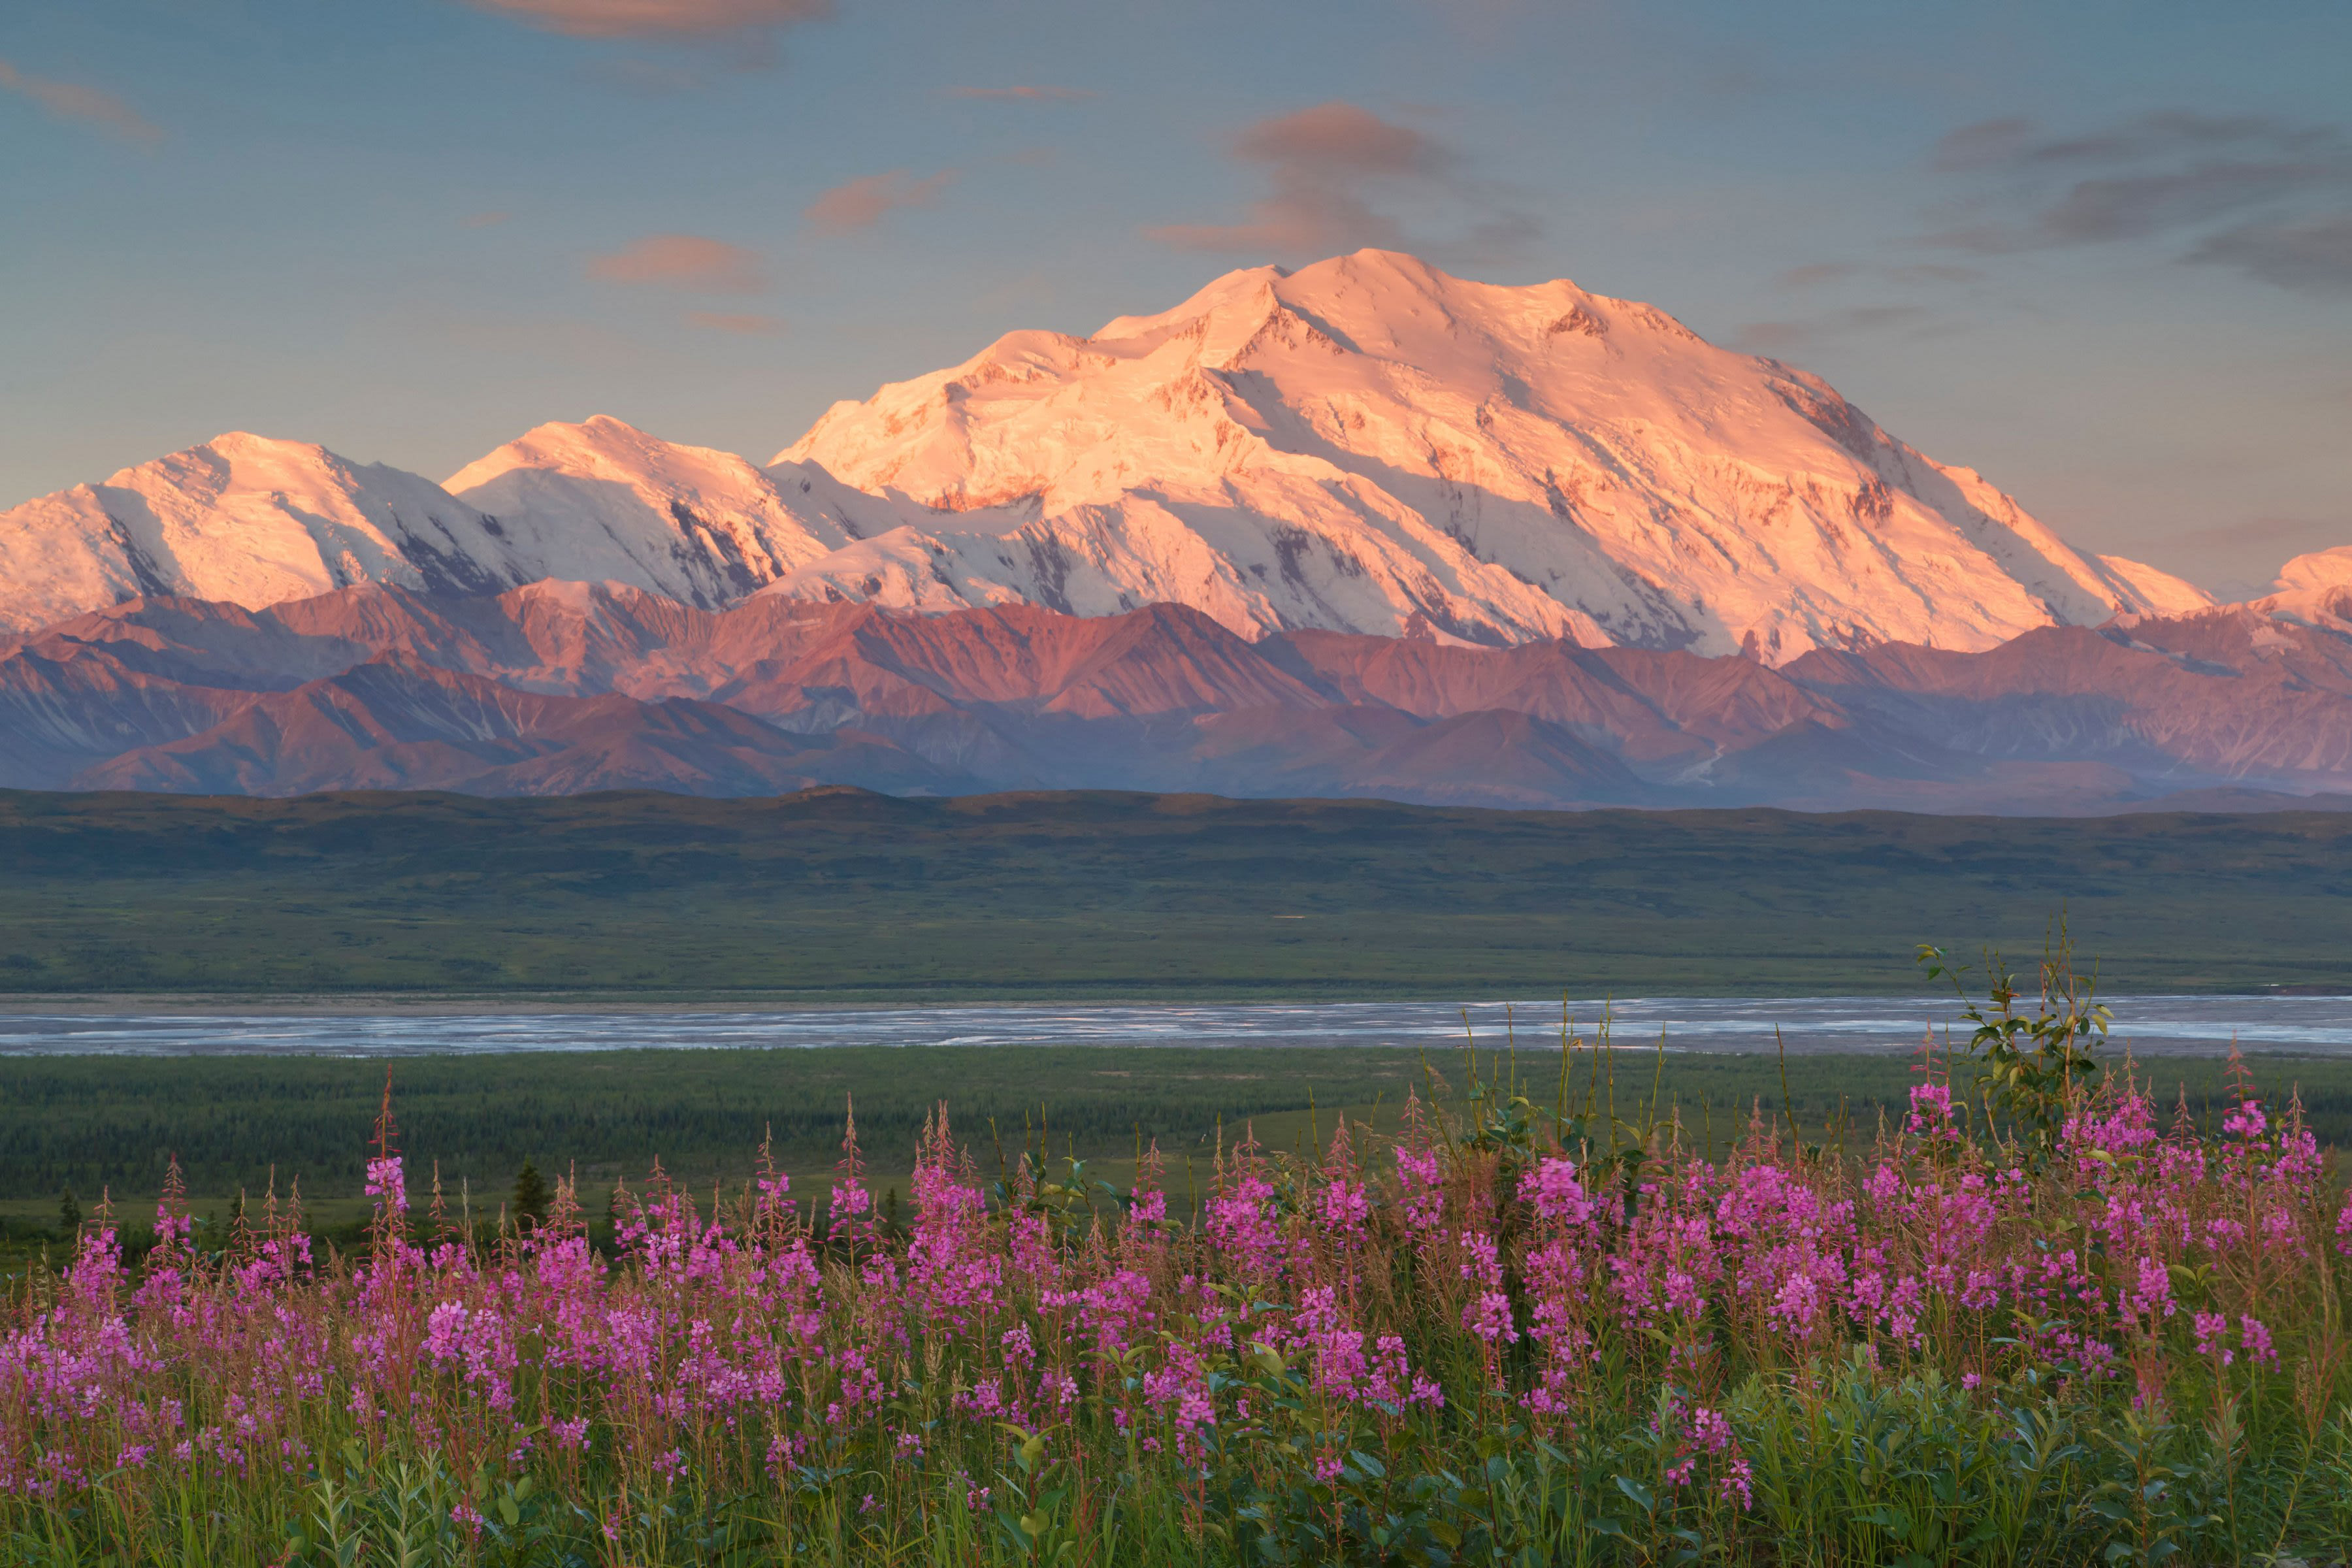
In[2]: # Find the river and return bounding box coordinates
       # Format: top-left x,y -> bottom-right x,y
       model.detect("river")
0,994 -> 2346,1056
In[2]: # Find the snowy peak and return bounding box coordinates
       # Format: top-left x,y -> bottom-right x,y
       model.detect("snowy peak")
0,419 -> 904,633
2274,546 -> 2352,597
444,414 -> 874,608
2242,546 -> 2352,632
0,252 -> 2235,658
0,432 -> 518,632
774,248 -> 2210,661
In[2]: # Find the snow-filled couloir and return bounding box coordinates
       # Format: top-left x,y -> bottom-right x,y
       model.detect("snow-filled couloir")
767,249 -> 2210,660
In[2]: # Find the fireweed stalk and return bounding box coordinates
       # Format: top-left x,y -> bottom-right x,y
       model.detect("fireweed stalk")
4,1066 -> 2352,1567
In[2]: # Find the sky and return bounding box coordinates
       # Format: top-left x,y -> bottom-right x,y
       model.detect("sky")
3,1 -> 2348,597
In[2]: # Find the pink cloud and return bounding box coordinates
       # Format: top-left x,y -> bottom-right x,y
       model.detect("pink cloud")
804,169 -> 956,234
0,57 -> 163,145
460,0 -> 830,39
587,233 -> 766,291
1233,101 -> 1445,176
1147,103 -> 1448,255
1149,190 -> 1406,256
686,310 -> 786,334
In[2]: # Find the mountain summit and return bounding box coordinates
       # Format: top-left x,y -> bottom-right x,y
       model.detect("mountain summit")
2,252 -> 2212,654
769,249 -> 2209,661
0,433 -> 519,633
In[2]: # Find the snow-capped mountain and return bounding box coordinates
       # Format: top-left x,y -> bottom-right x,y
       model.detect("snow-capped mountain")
444,416 -> 889,607
1,251 -> 2219,658
0,421 -> 892,634
768,249 -> 2212,661
0,433 -> 524,634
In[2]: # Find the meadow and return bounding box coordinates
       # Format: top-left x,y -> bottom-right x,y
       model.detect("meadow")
7,1041 -> 2352,1246
5,788 -> 2352,996
10,789 -> 2352,1563
6,958 -> 2352,1564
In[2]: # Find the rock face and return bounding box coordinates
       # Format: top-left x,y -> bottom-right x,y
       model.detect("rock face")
4,251 -> 2212,658
7,581 -> 2350,813
769,249 -> 2210,659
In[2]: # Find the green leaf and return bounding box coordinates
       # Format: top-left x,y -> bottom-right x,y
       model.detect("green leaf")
1613,1475 -> 1657,1513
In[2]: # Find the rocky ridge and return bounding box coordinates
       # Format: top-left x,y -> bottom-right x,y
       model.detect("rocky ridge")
7,580 -> 2350,813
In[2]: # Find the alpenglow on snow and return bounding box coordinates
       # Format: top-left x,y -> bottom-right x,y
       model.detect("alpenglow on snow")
0,250 -> 2209,659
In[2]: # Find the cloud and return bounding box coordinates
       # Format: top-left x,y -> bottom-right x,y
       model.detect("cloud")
948,85 -> 1096,102
1146,101 -> 1531,261
0,57 -> 163,144
2170,512 -> 2343,549
587,233 -> 766,291
1149,187 -> 1406,255
2033,164 -> 2328,247
1775,261 -> 1979,292
1737,305 -> 1936,355
1923,109 -> 2352,295
459,0 -> 830,39
1231,101 -> 1448,176
686,310 -> 786,334
1776,263 -> 1860,290
1928,116 -> 2037,173
2185,212 -> 2352,295
1887,263 -> 1980,286
1933,110 -> 2339,173
804,169 -> 955,234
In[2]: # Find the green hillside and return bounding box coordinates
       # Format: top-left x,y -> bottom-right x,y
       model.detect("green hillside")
1,787 -> 2347,996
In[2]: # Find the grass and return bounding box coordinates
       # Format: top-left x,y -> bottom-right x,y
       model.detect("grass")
5,787 -> 2352,996
7,1043 -> 2349,1262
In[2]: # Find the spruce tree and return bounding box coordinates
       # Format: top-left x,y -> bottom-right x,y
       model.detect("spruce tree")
58,1187 -> 80,1233
511,1159 -> 551,1230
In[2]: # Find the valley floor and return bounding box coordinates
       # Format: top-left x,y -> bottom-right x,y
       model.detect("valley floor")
4,788 -> 2352,997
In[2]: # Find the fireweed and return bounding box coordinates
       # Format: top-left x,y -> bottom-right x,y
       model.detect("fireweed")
4,1064 -> 2352,1567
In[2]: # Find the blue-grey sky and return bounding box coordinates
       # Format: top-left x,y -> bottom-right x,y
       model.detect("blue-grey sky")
5,0 -> 2347,594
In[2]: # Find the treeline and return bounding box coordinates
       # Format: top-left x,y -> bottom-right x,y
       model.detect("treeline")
8,789 -> 2352,996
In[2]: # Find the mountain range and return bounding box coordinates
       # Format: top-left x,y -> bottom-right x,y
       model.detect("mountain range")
3,249 -> 2345,813
9,576 -> 2352,813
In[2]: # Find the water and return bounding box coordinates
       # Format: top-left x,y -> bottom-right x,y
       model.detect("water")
0,994 -> 2346,1058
